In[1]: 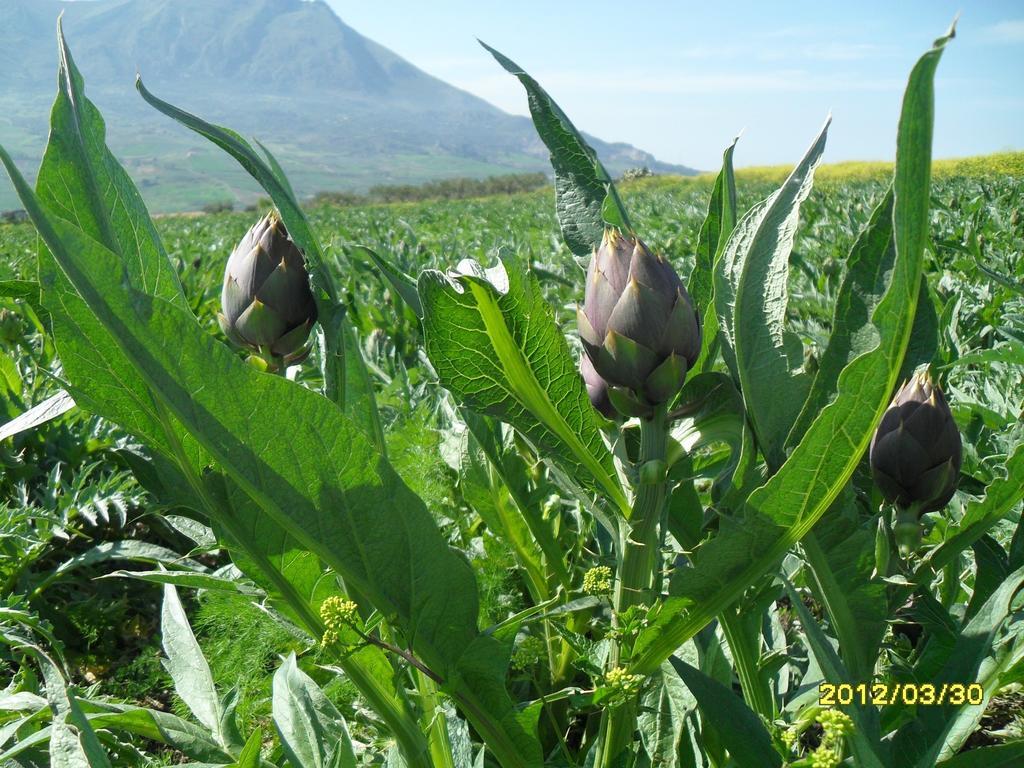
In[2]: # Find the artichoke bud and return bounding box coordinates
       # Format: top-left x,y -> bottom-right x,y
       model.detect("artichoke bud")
578,229 -> 701,414
218,212 -> 318,367
580,353 -> 616,419
869,372 -> 962,515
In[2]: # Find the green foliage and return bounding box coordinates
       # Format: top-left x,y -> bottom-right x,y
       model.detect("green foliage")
1,17 -> 1023,768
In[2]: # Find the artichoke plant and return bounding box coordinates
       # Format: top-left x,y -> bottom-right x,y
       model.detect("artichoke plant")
577,229 -> 700,415
218,212 -> 318,369
869,371 -> 962,515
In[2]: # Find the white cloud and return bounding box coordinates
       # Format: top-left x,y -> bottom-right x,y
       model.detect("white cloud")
980,20 -> 1024,43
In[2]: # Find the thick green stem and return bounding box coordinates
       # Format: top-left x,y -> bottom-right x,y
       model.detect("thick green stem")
597,406 -> 669,768
417,672 -> 455,768
719,607 -> 775,718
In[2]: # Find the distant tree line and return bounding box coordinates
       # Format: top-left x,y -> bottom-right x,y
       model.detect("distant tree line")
307,171 -> 550,207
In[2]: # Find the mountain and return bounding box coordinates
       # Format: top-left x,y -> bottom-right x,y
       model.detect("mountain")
0,0 -> 697,212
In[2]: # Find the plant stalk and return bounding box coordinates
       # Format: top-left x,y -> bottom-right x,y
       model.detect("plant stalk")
597,405 -> 669,768
416,671 -> 456,768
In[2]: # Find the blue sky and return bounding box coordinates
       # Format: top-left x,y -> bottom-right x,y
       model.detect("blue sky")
326,0 -> 1023,170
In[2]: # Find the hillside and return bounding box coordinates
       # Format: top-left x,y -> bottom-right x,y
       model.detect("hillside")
0,0 -> 696,212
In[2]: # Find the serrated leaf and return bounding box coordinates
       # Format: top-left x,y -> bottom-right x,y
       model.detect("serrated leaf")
481,42 -> 629,256
419,255 -> 628,516
40,20 -> 185,309
719,118 -> 829,469
630,26 -> 954,675
0,154 -> 539,768
690,137 -> 739,374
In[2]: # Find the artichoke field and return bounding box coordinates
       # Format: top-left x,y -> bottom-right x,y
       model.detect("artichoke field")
1,17 -> 1023,768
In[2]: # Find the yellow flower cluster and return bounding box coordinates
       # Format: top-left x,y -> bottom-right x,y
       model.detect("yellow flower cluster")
808,708 -> 854,768
319,596 -> 359,647
511,635 -> 546,670
582,566 -> 613,596
604,666 -> 644,702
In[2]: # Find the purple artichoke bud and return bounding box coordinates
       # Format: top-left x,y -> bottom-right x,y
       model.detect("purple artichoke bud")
218,212 -> 318,364
577,229 -> 701,407
580,353 -> 615,418
869,372 -> 962,515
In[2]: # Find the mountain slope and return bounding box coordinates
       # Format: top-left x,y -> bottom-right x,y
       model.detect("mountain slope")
0,0 -> 696,212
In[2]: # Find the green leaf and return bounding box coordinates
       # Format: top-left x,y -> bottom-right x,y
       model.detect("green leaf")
630,25 -> 954,675
88,705 -> 237,763
719,118 -> 830,470
0,159 -> 537,767
801,499 -> 889,682
135,78 -> 323,281
0,703 -> 235,764
26,31 -> 208,473
161,584 -> 224,741
32,541 -> 205,594
419,255 -> 629,516
233,729 -> 262,768
638,656 -> 699,768
787,187 -> 894,447
256,139 -> 298,201
355,245 -> 423,318
667,655 -> 781,768
41,656 -> 113,768
941,343 -> 1024,370
40,21 -> 185,310
690,137 -> 739,374
100,569 -> 262,596
136,75 -> 384,453
15,63 -> 426,756
923,443 -> 1024,573
481,42 -> 629,255
891,565 -> 1024,766
936,742 -> 1024,768
273,653 -> 356,768
0,390 -> 76,443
